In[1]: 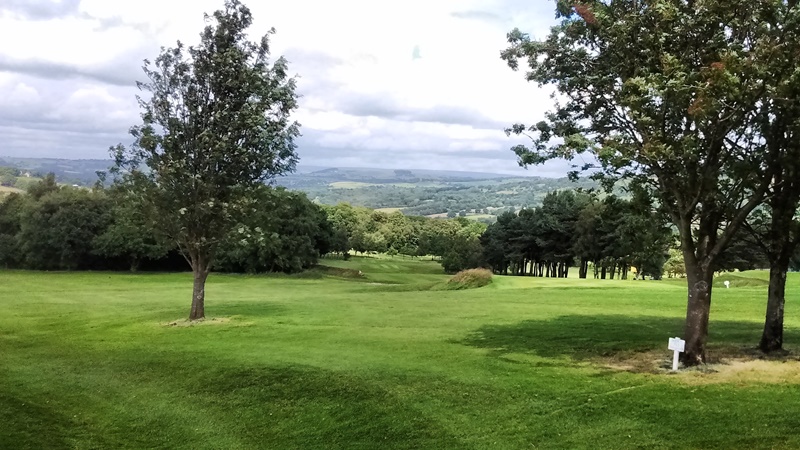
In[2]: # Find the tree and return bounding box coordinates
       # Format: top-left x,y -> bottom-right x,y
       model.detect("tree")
92,185 -> 172,271
111,0 -> 299,320
19,187 -> 111,270
503,1 -> 773,364
0,193 -> 25,268
742,3 -> 800,353
216,187 -> 331,273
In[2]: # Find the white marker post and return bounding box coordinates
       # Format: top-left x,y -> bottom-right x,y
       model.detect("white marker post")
668,337 -> 685,372
724,280 -> 730,289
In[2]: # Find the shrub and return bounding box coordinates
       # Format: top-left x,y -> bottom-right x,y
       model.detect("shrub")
446,268 -> 493,290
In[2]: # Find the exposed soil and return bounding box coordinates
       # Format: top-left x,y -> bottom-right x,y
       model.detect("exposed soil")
596,346 -> 800,384
162,317 -> 253,327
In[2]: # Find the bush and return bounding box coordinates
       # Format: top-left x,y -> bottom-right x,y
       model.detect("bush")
446,268 -> 493,290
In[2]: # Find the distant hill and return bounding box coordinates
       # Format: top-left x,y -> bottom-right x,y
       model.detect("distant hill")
289,166 -> 510,180
0,157 -> 112,186
0,158 -> 602,220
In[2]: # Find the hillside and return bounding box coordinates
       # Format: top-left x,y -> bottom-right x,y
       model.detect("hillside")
278,167 -> 598,219
0,158 -> 601,219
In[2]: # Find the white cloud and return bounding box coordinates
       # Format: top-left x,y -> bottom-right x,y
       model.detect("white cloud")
0,0 -> 563,176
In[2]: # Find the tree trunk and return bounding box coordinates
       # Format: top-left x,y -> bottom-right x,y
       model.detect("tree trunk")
682,264 -> 714,365
760,263 -> 787,353
129,257 -> 140,272
189,256 -> 210,321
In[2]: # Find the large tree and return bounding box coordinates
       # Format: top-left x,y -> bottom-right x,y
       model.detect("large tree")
745,2 -> 800,353
111,0 -> 300,320
503,0 -> 773,364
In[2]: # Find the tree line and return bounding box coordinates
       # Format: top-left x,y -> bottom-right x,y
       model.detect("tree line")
480,189 -> 672,280
0,173 -> 487,275
0,175 -> 331,274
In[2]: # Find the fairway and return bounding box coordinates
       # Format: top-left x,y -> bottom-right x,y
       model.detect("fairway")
2,259 -> 800,449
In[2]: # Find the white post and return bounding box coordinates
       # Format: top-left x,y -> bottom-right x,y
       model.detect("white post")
668,337 -> 685,372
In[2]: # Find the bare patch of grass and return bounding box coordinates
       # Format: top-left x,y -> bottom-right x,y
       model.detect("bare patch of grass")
596,347 -> 800,384
162,316 -> 253,328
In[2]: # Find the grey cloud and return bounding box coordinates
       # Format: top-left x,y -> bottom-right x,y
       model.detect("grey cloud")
0,0 -> 156,34
0,53 -> 147,87
279,48 -> 508,129
450,10 -> 505,23
283,48 -> 344,71
0,125 -> 128,159
334,93 -> 507,129
0,0 -> 80,21
294,127 -> 574,177
294,141 -> 570,177
87,14 -> 160,34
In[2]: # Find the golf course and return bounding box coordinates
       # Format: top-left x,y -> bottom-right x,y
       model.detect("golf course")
2,257 -> 799,449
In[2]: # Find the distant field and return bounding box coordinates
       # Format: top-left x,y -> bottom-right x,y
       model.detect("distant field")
329,182 -> 445,190
0,185 -> 23,195
375,207 -> 404,213
329,181 -> 376,189
2,261 -> 800,449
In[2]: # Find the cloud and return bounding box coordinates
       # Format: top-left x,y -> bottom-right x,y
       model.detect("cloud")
0,55 -> 143,87
330,93 -> 507,129
450,10 -> 505,23
0,0 -> 81,21
0,0 -> 571,178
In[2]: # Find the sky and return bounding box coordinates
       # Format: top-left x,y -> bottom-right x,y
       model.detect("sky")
0,0 -> 572,176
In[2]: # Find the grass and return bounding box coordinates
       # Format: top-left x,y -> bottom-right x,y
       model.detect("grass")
2,259 -> 800,449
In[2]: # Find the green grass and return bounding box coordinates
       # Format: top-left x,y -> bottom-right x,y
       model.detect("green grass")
2,259 -> 800,449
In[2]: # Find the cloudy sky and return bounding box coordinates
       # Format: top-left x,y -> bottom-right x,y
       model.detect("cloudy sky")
0,0 -> 570,176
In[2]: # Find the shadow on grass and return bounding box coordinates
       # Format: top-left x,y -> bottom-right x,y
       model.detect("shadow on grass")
197,365 -> 467,449
0,392 -> 72,450
460,315 -> 800,362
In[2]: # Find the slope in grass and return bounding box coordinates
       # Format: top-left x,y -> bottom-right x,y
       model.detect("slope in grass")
2,266 -> 800,449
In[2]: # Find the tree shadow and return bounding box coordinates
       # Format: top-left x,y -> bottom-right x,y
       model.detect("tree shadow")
197,364 -> 469,449
459,315 -> 800,363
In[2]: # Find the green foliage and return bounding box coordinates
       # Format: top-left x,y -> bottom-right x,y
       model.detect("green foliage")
18,186 -> 112,270
92,185 -> 172,271
664,248 -> 686,278
0,179 -> 333,275
481,190 -> 671,279
215,187 -> 332,274
0,193 -> 24,267
445,268 -> 493,290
